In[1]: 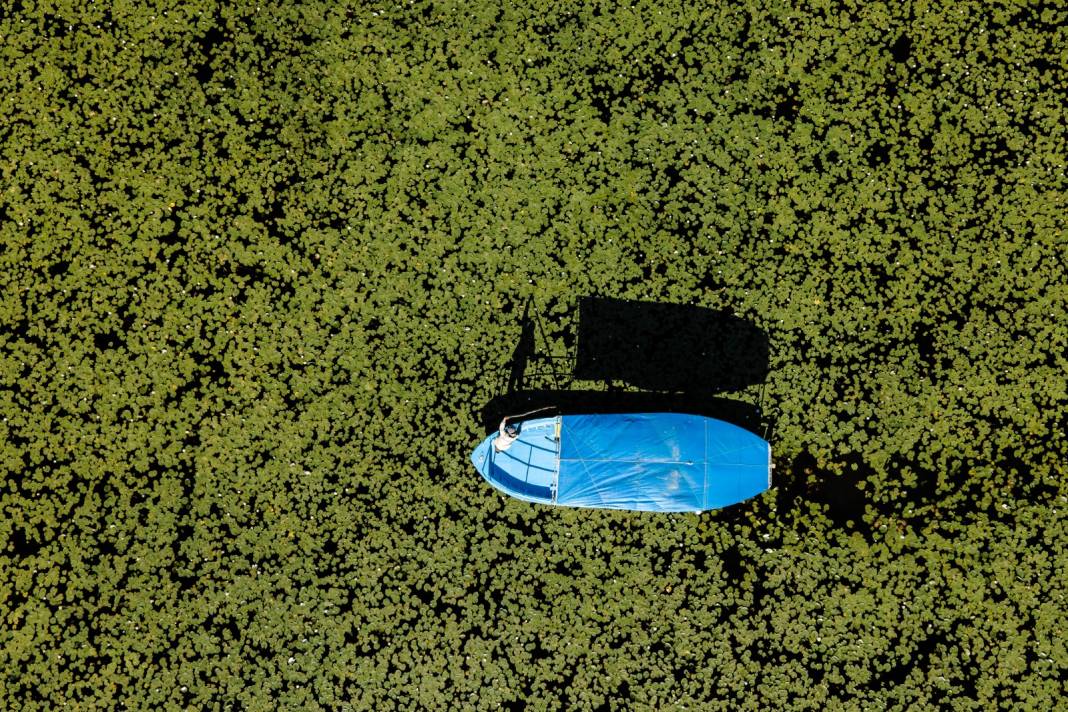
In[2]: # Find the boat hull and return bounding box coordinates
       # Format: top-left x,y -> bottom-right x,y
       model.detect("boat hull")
471,413 -> 770,512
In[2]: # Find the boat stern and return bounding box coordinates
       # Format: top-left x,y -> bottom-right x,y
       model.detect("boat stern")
469,417 -> 560,505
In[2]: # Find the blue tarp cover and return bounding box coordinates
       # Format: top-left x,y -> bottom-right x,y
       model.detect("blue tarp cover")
471,413 -> 770,512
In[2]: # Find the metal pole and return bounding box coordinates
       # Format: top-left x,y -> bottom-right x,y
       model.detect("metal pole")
505,406 -> 558,421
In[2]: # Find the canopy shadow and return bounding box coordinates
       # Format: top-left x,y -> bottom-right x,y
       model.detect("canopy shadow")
571,296 -> 769,393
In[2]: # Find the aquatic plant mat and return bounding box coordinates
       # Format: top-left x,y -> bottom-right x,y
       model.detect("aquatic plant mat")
2,1 -> 1064,709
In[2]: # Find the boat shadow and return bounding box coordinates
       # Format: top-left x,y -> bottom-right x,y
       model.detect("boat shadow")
496,295 -> 771,398
485,296 -> 773,434
480,389 -> 767,438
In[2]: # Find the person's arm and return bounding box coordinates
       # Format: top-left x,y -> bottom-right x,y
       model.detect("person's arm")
499,417 -> 508,436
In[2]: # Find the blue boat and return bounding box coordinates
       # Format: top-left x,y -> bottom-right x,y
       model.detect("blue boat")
470,413 -> 771,512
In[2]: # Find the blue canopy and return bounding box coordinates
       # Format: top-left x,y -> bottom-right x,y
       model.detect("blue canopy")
470,413 -> 770,512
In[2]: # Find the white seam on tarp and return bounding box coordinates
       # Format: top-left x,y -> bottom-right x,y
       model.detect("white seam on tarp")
558,458 -> 698,464
553,416 -> 561,503
704,418 -> 709,510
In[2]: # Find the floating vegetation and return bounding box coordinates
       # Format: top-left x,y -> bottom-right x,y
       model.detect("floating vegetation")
1,1 -> 1064,708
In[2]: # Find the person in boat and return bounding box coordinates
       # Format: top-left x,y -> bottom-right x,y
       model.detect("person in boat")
493,417 -> 520,452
